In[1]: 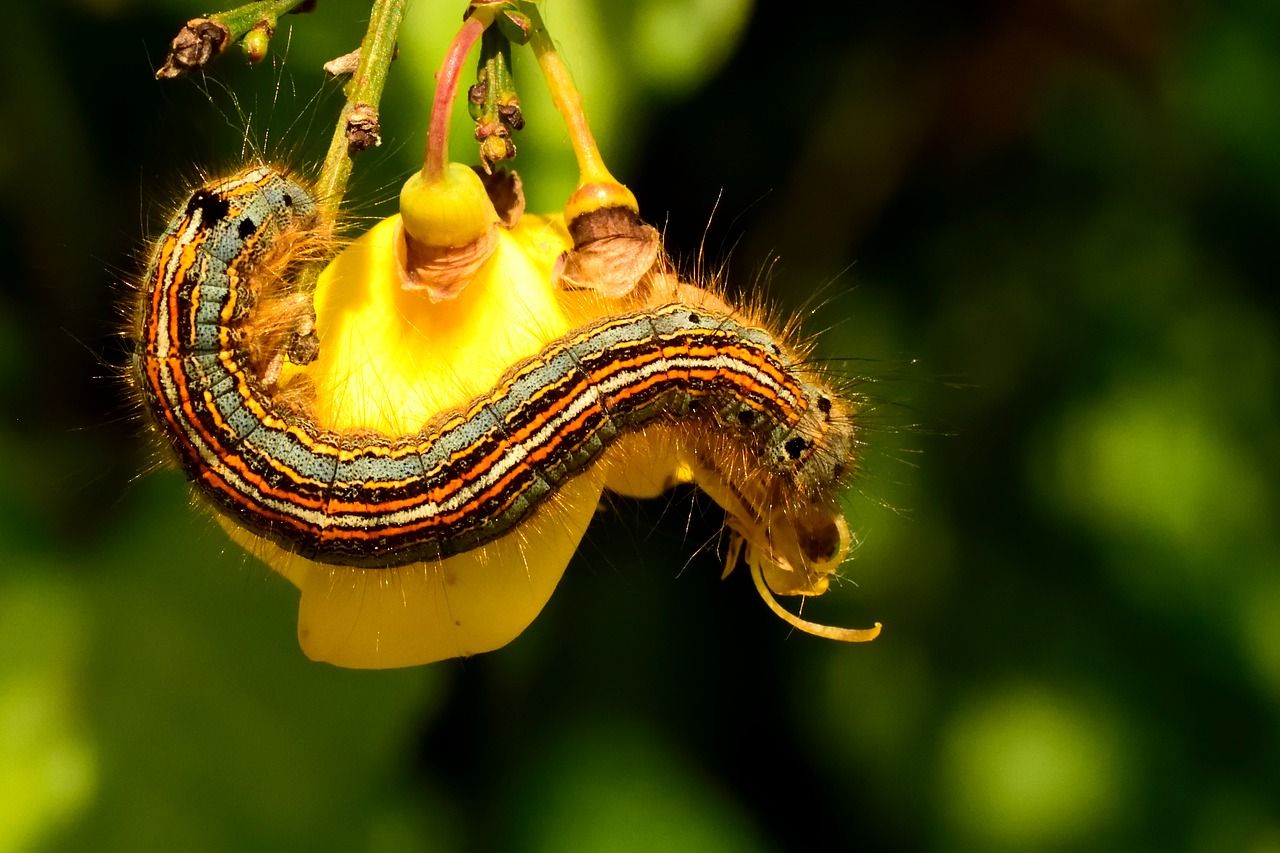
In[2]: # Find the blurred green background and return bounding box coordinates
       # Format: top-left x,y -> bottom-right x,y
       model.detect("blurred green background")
2,0 -> 1279,850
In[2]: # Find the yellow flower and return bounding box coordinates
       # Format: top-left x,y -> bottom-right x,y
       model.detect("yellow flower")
150,2 -> 877,671
223,205 -> 609,669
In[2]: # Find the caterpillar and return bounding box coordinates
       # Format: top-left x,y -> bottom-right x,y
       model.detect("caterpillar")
134,165 -> 877,660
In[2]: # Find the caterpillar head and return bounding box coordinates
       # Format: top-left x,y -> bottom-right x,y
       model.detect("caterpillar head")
695,383 -> 879,643
719,482 -> 879,644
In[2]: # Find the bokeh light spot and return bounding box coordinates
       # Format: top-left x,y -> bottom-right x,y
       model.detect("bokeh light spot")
0,576 -> 96,852
512,722 -> 767,853
938,684 -> 1128,849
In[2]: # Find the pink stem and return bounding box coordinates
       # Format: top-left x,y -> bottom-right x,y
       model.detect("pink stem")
424,15 -> 486,182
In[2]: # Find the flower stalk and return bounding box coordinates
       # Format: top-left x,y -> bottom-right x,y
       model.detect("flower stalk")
522,2 -> 617,192
517,2 -> 658,296
424,6 -> 499,182
398,5 -> 507,300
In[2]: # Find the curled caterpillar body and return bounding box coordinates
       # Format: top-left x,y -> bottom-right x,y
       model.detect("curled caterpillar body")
135,166 -> 877,664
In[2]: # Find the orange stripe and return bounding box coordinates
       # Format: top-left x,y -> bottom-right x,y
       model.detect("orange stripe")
168,231 -> 205,353
321,354 -> 794,533
155,355 -> 330,512
322,341 -> 796,517
153,298 -> 806,541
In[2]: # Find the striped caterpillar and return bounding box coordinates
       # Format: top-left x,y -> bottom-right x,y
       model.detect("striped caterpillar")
135,165 -> 878,664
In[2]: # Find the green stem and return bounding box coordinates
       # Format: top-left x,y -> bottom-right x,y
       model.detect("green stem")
313,0 -> 407,216
212,0 -> 309,40
471,24 -> 523,170
156,0 -> 315,78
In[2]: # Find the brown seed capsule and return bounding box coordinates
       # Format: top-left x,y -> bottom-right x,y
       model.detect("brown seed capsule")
345,103 -> 382,153
559,182 -> 660,298
474,167 -> 525,228
155,18 -> 230,79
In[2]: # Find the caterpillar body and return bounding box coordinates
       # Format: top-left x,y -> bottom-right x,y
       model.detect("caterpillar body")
135,166 -> 875,660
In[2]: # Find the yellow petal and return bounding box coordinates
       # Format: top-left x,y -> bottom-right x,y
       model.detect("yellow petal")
228,210 -> 608,668
223,471 -> 604,668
